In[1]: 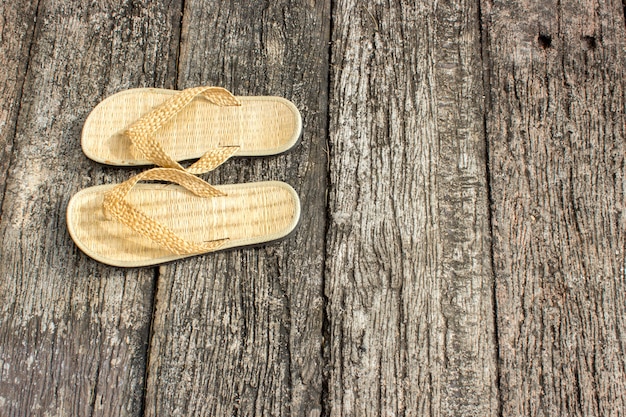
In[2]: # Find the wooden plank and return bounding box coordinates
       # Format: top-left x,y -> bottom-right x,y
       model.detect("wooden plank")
483,0 -> 626,415
0,0 -> 38,203
326,1 -> 496,416
0,1 -> 181,415
144,1 -> 330,416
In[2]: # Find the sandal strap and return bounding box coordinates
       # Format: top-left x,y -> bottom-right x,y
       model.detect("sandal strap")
125,86 -> 242,173
186,146 -> 239,175
103,168 -> 228,255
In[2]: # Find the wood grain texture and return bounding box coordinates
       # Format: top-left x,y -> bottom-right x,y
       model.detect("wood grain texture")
2,2 -> 625,416
0,0 -> 181,415
483,0 -> 626,415
144,1 -> 330,416
0,0 -> 38,205
326,1 -> 496,416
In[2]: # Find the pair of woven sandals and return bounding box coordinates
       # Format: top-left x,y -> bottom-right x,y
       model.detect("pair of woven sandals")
67,87 -> 302,267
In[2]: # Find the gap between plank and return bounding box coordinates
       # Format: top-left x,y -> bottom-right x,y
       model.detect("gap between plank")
476,0 -> 503,415
140,2 -> 186,416
138,266 -> 161,417
174,0 -> 186,89
320,0 -> 336,415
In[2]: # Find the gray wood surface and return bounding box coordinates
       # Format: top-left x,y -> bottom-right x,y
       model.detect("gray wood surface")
143,1 -> 330,416
483,0 -> 626,415
326,1 -> 496,415
0,1 -> 180,416
0,0 -> 624,416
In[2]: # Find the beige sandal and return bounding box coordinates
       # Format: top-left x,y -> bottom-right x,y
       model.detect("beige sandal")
82,86 -> 302,174
67,167 -> 300,267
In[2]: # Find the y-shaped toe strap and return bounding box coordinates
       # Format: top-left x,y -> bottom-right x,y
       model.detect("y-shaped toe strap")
125,86 -> 242,174
103,168 -> 229,255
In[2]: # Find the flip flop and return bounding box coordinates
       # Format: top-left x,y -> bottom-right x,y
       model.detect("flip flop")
66,167 -> 300,267
81,86 -> 302,174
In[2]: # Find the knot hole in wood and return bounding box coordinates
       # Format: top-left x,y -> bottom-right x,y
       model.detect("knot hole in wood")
538,33 -> 552,49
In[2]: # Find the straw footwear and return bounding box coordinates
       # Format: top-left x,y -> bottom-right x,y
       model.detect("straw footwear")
67,167 -> 300,267
82,86 -> 302,174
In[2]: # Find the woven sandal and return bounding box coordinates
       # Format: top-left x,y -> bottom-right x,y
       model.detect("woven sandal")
66,168 -> 300,267
82,86 -> 302,174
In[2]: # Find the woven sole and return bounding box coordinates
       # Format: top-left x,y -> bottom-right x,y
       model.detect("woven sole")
82,88 -> 302,166
67,181 -> 300,267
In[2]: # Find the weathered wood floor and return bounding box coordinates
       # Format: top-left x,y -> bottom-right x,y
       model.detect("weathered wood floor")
1,1 -> 625,416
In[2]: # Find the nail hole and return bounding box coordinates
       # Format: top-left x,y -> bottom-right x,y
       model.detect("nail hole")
582,35 -> 597,50
538,34 -> 552,49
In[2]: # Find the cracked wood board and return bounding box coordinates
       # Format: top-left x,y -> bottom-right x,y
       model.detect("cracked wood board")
0,1 -> 181,415
483,0 -> 626,415
325,1 -> 497,416
143,1 -> 330,416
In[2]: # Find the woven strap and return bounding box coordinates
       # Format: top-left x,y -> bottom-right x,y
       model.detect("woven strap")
103,168 -> 228,255
125,86 -> 242,174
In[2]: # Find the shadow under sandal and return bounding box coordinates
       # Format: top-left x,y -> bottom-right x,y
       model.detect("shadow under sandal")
66,168 -> 300,267
81,86 -> 302,173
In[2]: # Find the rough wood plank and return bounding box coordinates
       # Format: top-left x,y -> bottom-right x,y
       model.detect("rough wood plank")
0,1 -> 181,415
0,0 -> 38,203
144,1 -> 330,416
326,1 -> 496,416
483,0 -> 626,415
